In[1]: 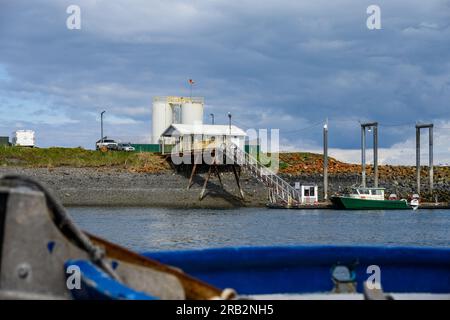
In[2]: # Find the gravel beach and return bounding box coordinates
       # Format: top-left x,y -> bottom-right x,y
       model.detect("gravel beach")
0,166 -> 448,208
0,167 -> 267,208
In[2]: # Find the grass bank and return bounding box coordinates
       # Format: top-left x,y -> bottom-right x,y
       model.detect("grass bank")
1,147 -> 448,180
0,146 -> 170,172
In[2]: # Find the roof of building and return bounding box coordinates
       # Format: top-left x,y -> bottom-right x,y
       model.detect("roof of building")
162,124 -> 247,137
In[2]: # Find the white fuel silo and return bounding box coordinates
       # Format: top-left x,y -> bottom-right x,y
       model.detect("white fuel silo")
181,100 -> 204,125
152,98 -> 173,144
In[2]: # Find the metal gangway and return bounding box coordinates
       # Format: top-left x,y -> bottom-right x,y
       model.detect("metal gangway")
224,143 -> 301,205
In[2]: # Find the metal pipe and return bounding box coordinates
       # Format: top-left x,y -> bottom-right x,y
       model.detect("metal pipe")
429,125 -> 433,193
210,113 -> 215,125
415,123 -> 434,195
373,124 -> 378,188
361,122 -> 378,188
416,126 -> 420,194
100,110 -> 106,142
361,126 -> 366,188
323,120 -> 328,200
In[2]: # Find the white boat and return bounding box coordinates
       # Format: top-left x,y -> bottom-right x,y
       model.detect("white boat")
410,194 -> 420,210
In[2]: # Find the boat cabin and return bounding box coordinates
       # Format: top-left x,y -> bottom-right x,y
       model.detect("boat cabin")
348,187 -> 385,201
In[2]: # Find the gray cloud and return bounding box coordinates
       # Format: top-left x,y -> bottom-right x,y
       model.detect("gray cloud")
0,0 -> 449,163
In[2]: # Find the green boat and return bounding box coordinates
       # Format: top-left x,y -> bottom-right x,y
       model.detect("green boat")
331,187 -> 412,210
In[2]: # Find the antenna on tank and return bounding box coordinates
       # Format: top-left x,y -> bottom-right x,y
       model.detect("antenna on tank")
188,79 -> 195,100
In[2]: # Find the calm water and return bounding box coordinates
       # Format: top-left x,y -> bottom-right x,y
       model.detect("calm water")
68,207 -> 450,252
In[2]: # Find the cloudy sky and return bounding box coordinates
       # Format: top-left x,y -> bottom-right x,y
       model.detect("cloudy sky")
0,0 -> 449,164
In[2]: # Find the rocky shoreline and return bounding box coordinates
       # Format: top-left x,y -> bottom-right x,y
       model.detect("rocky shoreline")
0,167 -> 448,208
0,167 -> 268,208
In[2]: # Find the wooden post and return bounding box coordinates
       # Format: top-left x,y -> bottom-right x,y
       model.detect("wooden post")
214,165 -> 223,189
269,188 -> 274,204
199,165 -> 213,200
187,153 -> 200,189
232,165 -> 245,200
187,162 -> 197,189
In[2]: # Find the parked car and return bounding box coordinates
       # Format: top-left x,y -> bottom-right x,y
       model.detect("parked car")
117,143 -> 135,152
96,138 -> 118,151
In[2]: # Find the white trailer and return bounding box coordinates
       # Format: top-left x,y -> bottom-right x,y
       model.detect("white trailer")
12,130 -> 35,147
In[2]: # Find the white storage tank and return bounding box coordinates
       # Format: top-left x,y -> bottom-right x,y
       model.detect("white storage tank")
181,101 -> 204,126
152,99 -> 173,144
12,130 -> 35,147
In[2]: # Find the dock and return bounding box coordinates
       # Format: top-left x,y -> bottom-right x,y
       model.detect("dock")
267,202 -> 450,210
267,202 -> 333,209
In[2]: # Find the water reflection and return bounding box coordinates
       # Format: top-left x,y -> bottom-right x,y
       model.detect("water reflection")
69,207 -> 450,252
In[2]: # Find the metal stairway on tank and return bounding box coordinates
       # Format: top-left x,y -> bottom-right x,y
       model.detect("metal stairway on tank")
224,143 -> 301,205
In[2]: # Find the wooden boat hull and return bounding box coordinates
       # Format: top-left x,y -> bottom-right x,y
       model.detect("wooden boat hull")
331,196 -> 410,210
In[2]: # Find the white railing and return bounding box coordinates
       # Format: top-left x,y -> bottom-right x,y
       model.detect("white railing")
224,143 -> 301,205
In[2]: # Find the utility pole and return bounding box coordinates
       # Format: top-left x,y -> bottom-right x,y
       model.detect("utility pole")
100,110 -> 106,142
415,123 -> 434,195
361,122 -> 378,188
323,118 -> 328,201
